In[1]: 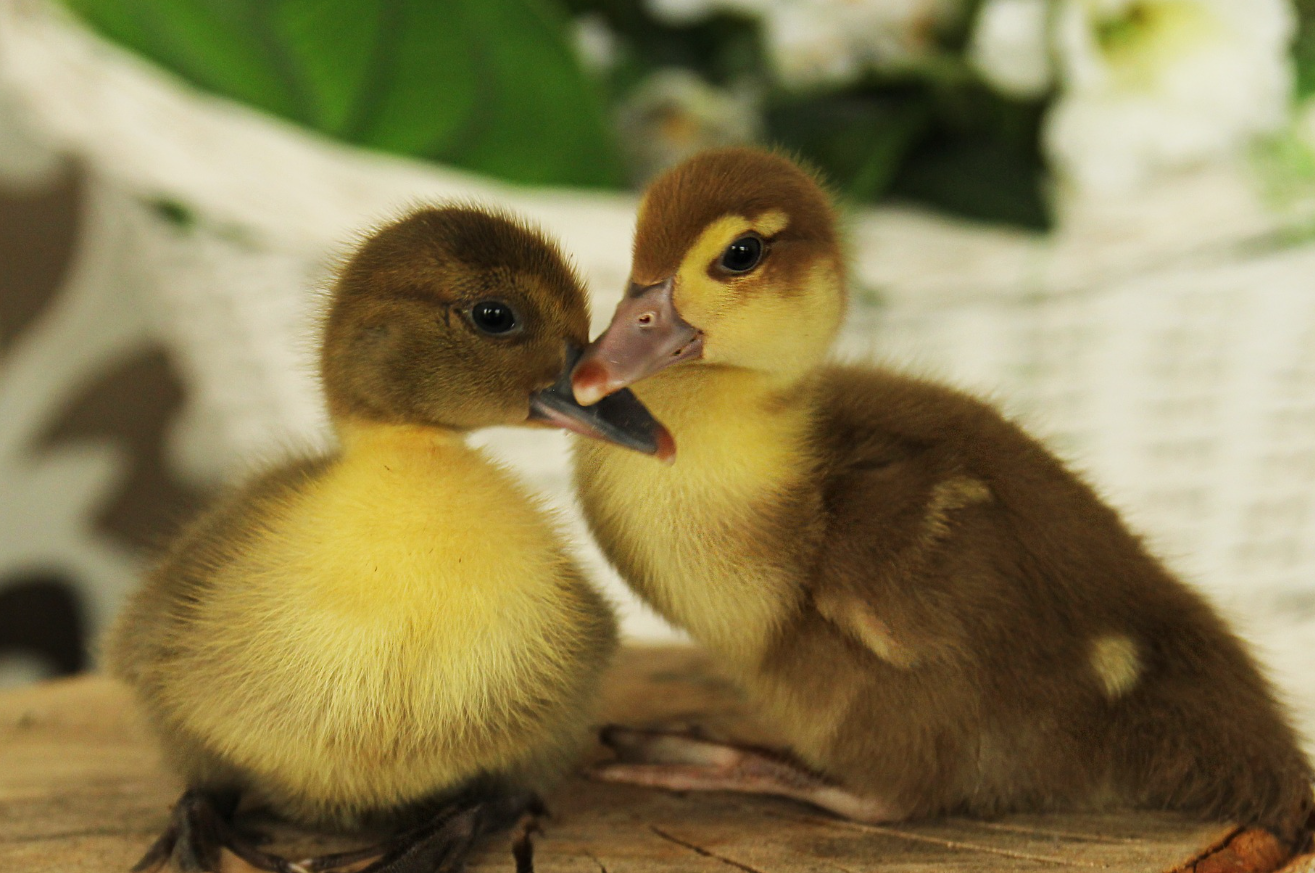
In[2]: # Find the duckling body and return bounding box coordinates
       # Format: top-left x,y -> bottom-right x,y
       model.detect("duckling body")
114,423 -> 611,828
571,148 -> 1314,847
106,206 -> 664,871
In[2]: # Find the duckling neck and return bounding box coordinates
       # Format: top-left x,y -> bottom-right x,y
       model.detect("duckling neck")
311,418 -> 565,607
638,365 -> 817,482
579,365 -> 820,666
335,419 -> 469,460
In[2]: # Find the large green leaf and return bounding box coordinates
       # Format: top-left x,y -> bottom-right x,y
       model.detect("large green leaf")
766,83 -> 1050,230
1294,0 -> 1315,99
768,92 -> 931,204
63,0 -> 623,188
887,88 -> 1051,230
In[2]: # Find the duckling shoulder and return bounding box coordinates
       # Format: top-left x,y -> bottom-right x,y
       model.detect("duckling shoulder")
802,364 -> 1175,670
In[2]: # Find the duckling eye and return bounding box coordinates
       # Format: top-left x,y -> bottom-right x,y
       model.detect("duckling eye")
719,235 -> 764,274
470,300 -> 519,335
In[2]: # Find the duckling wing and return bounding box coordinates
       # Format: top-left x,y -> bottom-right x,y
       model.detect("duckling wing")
805,366 -> 1016,669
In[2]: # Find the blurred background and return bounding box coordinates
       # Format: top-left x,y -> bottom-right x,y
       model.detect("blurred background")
1,0 -> 1314,751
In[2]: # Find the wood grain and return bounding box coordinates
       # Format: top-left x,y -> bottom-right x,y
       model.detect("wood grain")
0,646 -> 1304,872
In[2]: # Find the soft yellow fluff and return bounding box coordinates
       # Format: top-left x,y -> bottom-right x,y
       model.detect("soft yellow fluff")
575,366 -> 811,667
1090,634 -> 1142,699
670,216 -> 844,379
577,215 -> 844,669
156,424 -> 604,821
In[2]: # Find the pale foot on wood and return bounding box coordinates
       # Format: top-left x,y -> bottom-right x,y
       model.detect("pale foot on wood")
588,725 -> 899,823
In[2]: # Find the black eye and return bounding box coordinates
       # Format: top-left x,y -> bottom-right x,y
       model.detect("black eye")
719,235 -> 764,273
470,300 -> 518,335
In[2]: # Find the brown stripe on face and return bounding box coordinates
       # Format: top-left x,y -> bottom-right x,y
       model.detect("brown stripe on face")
632,148 -> 838,284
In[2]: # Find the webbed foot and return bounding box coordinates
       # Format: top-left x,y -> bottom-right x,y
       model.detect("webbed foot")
133,789 -> 296,873
589,725 -> 898,822
298,791 -> 544,873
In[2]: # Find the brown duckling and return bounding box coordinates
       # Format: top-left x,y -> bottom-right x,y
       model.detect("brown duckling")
106,205 -> 668,873
569,147 -> 1315,850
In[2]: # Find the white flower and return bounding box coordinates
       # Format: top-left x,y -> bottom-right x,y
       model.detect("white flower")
1045,0 -> 1295,195
765,0 -> 963,89
968,0 -> 1054,99
644,0 -> 962,90
616,69 -> 762,184
646,0 -> 768,26
573,14 -> 619,74
762,2 -> 865,89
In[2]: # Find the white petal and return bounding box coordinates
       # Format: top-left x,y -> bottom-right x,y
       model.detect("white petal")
764,4 -> 863,90
646,0 -> 721,25
968,0 -> 1054,99
1047,0 -> 1295,196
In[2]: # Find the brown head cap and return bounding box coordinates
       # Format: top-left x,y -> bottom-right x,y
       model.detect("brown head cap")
632,147 -> 839,284
321,206 -> 589,430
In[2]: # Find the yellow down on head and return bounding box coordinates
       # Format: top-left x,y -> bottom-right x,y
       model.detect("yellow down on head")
669,212 -> 844,381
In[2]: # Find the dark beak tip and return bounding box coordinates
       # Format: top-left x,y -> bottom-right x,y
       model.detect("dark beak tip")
529,379 -> 671,459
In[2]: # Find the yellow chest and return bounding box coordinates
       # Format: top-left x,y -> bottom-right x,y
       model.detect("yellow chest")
575,370 -> 812,665
177,429 -> 604,808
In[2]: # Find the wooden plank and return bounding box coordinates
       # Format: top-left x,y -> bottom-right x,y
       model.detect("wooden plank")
0,646 -> 1303,872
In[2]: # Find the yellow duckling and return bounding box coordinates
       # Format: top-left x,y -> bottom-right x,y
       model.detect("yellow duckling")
107,206 -> 668,873
571,148 -> 1314,850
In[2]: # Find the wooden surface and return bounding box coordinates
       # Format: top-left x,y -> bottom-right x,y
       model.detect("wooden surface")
0,646 -> 1306,872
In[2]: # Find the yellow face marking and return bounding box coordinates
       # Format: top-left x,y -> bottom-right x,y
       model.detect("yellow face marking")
677,215 -> 756,291
1090,634 -> 1141,699
668,213 -> 842,377
754,210 -> 789,237
674,211 -> 789,301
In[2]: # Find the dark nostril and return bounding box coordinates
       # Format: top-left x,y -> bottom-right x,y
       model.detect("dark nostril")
637,312 -> 655,327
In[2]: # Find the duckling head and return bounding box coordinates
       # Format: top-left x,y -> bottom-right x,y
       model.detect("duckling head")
572,147 -> 845,405
323,205 -> 670,454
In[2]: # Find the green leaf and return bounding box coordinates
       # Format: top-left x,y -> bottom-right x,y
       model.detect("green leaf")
1294,0 -> 1315,99
767,92 -> 931,204
888,90 -> 1051,230
889,134 -> 1051,230
62,0 -> 623,188
767,84 -> 1050,229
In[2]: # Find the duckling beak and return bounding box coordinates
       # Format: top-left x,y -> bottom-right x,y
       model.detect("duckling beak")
530,346 -> 676,460
571,277 -> 703,407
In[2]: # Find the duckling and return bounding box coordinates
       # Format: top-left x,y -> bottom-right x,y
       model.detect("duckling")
106,205 -> 670,873
569,148 -> 1315,850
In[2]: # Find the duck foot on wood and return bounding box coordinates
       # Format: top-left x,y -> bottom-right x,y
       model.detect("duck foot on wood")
588,725 -> 898,822
132,789 -> 296,873
297,791 -> 544,873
